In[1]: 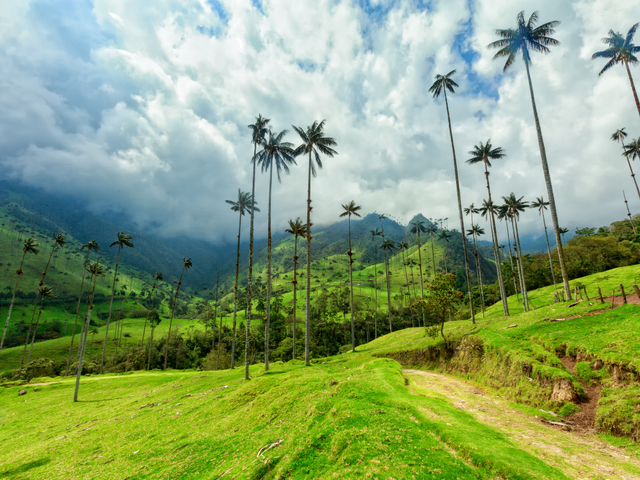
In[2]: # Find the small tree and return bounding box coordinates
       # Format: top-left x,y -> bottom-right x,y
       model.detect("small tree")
424,273 -> 463,348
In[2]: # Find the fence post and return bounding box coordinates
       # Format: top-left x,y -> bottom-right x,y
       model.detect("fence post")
597,286 -> 604,304
620,285 -> 628,304
582,285 -> 590,301
633,284 -> 640,298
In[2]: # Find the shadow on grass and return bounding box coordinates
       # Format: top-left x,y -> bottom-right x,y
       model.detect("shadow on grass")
2,458 -> 51,477
78,397 -> 122,403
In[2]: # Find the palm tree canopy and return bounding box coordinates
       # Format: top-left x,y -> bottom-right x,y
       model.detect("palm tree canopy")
502,193 -> 529,219
52,233 -> 66,249
438,230 -> 452,242
340,201 -> 362,218
611,128 -> 628,144
23,238 -> 40,255
381,239 -> 395,252
624,138 -> 640,160
370,227 -> 382,239
409,220 -> 427,235
154,272 -> 164,282
467,139 -> 506,168
292,120 -> 338,177
559,227 -> 570,235
255,129 -> 297,182
488,11 -> 560,71
531,196 -> 549,214
285,218 -> 307,237
398,241 -> 409,250
428,70 -> 459,98
183,257 -> 193,270
88,261 -> 105,277
81,240 -> 99,253
426,224 -> 439,236
467,224 -> 485,237
248,114 -> 270,146
463,204 -> 478,216
592,23 -> 640,75
226,189 -> 259,216
110,231 -> 133,249
38,285 -> 57,299
478,199 -> 498,218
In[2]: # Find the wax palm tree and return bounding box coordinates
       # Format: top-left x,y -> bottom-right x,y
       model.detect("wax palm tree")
141,272 -> 163,352
497,205 -> 522,306
339,201 -> 362,352
65,240 -> 99,376
27,285 -> 57,363
397,241 -> 415,324
467,141 -> 509,316
292,120 -> 338,366
19,233 -> 65,374
164,257 -> 192,370
612,129 -> 640,201
245,114 -> 269,380
559,227 -> 569,246
226,190 -> 258,370
370,228 -> 382,338
100,231 -> 133,374
380,239 -> 395,332
438,230 -> 452,273
0,237 -> 39,354
488,10 -> 571,300
146,309 -> 161,371
624,137 -> 640,165
531,197 -> 559,298
285,218 -> 307,358
426,224 -> 438,277
409,220 -> 427,298
429,69 -> 475,322
592,23 -> 640,118
75,260 -> 104,402
467,224 -> 486,317
502,193 -> 530,311
255,130 -> 295,371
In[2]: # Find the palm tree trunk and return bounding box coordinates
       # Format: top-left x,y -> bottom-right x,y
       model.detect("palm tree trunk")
504,220 -> 521,304
19,294 -> 41,374
401,249 -> 415,325
140,282 -> 156,349
164,267 -> 185,370
509,217 -> 527,312
373,243 -> 378,339
513,217 -> 529,310
0,252 -> 26,354
213,268 -> 220,370
540,209 -> 559,298
292,236 -> 298,359
100,246 -> 121,374
147,328 -> 154,371
524,61 -> 571,300
245,143 -> 258,380
74,272 -> 98,402
624,60 -> 640,119
305,151 -> 312,366
620,139 -> 640,201
265,162 -> 274,371
443,90 -> 475,322
472,235 -> 485,317
232,210 -> 243,371
385,253 -> 392,333
484,164 -> 509,316
27,308 -> 44,363
416,233 -> 424,298
65,250 -> 90,376
430,236 -> 436,277
348,216 -> 356,351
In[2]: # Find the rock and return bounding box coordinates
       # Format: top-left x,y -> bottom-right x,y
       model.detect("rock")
18,389 -> 27,396
593,359 -> 604,371
551,379 -> 577,402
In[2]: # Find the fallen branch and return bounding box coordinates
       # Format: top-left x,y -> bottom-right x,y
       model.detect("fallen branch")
257,439 -> 283,458
498,324 -> 517,331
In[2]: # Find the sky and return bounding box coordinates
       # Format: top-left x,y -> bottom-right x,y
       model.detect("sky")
1,0 -> 639,244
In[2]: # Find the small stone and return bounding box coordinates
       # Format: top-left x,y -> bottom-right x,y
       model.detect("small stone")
18,389 -> 27,396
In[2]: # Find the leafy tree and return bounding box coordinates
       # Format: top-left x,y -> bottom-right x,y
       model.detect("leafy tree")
164,257 -> 192,370
467,141 -> 509,315
429,69 -> 475,323
0,237 -> 39,354
255,129 -> 295,371
245,113 -> 270,380
531,197 -> 558,298
65,240 -> 99,377
592,23 -> 640,118
100,231 -> 133,374
292,120 -> 338,366
285,218 -> 307,358
339,200 -> 361,352
612,128 -> 640,201
488,10 -> 571,300
409,220 -> 427,298
424,273 -> 463,348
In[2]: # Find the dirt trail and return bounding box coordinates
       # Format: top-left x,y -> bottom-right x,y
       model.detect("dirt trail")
560,357 -> 602,434
404,368 -> 640,480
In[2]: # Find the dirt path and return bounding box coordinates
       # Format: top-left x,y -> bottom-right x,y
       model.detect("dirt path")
404,368 -> 640,480
560,357 -> 602,434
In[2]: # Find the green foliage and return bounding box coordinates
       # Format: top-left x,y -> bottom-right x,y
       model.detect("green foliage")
574,361 -> 608,386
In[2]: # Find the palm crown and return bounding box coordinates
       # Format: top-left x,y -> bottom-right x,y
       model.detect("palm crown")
467,224 -> 485,237
478,199 -> 498,218
248,114 -> 270,146
592,23 -> 639,75
339,201 -> 362,219
53,233 -> 67,249
502,193 -> 529,219
89,261 -> 105,278
428,70 -> 458,98
183,257 -> 193,271
111,232 -> 133,249
23,238 -> 40,255
292,120 -> 338,177
381,239 -> 395,252
154,272 -> 164,282
488,11 -> 560,71
255,129 -> 297,182
530,196 -> 549,214
623,138 -> 640,160
438,230 -> 452,242
467,140 -> 506,167
226,189 -> 259,216
81,240 -> 99,254
370,227 -> 381,239
463,204 -> 478,216
611,128 -> 628,145
285,218 -> 307,237
409,220 -> 426,235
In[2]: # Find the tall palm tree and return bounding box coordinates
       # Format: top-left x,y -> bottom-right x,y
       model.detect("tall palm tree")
285,218 -> 306,359
438,230 -> 452,273
612,129 -> 640,201
19,233 -> 65,375
502,193 -> 530,311
65,240 -> 99,376
559,227 -> 569,246
100,231 -> 133,374
426,224 -> 438,277
380,239 -> 395,332
467,224 -> 486,317
467,141 -> 509,316
370,228 -> 382,338
592,23 -> 640,118
27,285 -> 57,363
141,272 -> 163,351
292,120 -> 338,366
409,220 -> 427,298
497,205 -> 522,306
429,69 -> 475,322
255,130 -> 295,371
0,237 -> 39,354
226,190 -> 258,370
146,309 -> 161,371
531,197 -> 559,299
245,114 -> 270,380
624,137 -> 640,167
164,257 -> 192,370
74,260 -> 104,402
488,11 -> 571,300
339,201 -> 362,352
397,241 -> 415,324
623,190 -> 638,234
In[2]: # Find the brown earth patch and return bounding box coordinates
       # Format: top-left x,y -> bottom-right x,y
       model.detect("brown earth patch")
560,356 -> 601,434
603,292 -> 640,306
